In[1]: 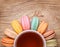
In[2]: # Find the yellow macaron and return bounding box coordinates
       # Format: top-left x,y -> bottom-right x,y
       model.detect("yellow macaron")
46,39 -> 57,47
11,20 -> 22,34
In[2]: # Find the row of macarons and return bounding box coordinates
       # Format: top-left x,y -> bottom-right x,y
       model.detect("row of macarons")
1,16 -> 57,47
11,16 -> 55,40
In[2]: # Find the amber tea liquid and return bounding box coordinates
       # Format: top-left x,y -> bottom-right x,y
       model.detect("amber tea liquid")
16,31 -> 43,47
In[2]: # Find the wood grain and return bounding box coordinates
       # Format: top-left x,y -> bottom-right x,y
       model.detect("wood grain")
0,0 -> 60,47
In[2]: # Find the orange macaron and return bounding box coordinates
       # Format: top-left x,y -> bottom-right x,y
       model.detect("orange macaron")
37,21 -> 48,34
1,42 -> 13,47
1,37 -> 14,44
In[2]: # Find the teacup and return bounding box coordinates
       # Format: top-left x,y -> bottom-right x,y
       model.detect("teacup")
14,30 -> 46,47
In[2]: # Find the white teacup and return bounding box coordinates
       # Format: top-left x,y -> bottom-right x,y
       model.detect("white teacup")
14,30 -> 46,47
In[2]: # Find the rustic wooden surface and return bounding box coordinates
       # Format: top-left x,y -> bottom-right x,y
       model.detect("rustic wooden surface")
0,0 -> 60,47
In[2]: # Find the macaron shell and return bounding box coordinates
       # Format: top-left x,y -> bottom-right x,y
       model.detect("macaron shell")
46,39 -> 57,46
38,21 -> 45,31
1,42 -> 13,47
38,22 -> 48,34
45,33 -> 55,40
4,28 -> 17,39
1,37 -> 14,44
21,16 -> 30,30
43,30 -> 55,37
46,39 -> 57,42
31,17 -> 39,30
11,20 -> 22,34
40,23 -> 48,34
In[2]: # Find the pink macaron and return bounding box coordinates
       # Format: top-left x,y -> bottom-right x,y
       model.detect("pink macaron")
43,30 -> 55,37
45,33 -> 55,40
20,16 -> 30,30
43,30 -> 55,40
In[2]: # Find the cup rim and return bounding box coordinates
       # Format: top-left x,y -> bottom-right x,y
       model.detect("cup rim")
14,30 -> 46,47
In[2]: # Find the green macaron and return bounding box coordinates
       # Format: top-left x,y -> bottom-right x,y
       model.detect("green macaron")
31,16 -> 39,30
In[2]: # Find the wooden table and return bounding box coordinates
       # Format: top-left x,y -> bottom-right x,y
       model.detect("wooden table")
0,0 -> 60,47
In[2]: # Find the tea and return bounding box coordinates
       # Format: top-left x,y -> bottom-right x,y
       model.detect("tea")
16,32 -> 43,47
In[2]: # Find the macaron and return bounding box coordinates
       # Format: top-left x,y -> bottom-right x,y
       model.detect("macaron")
31,16 -> 39,30
43,30 -> 55,37
1,42 -> 13,47
4,28 -> 17,39
37,21 -> 48,34
1,37 -> 14,44
45,33 -> 55,40
46,39 -> 57,46
11,20 -> 22,34
21,16 -> 30,30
